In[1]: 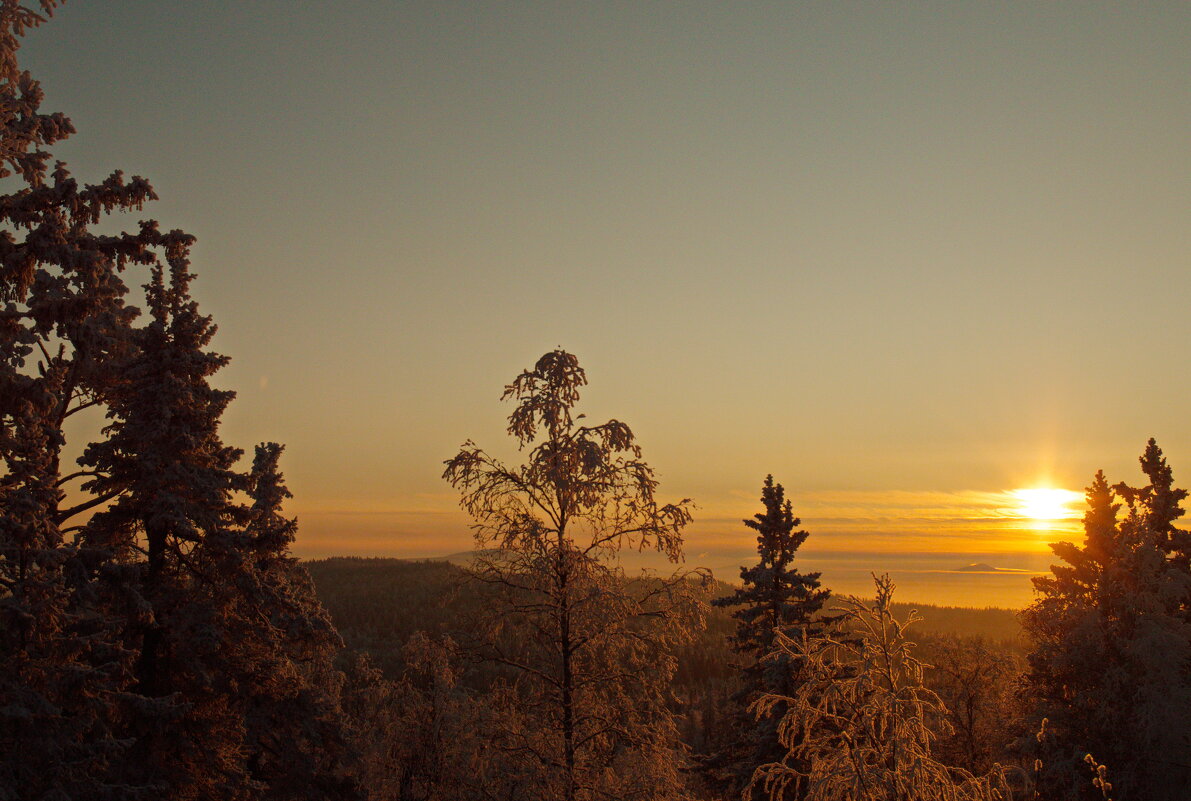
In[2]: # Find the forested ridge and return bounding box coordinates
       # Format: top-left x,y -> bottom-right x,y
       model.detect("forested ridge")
305,556 -> 1023,699
3,4 -> 1190,800
307,556 -> 1029,797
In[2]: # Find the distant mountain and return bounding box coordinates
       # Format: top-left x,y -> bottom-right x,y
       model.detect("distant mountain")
956,562 -> 999,572
953,562 -> 1034,574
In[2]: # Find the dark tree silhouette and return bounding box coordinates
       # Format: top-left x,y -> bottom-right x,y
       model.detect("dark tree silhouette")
444,349 -> 707,801
0,3 -> 164,796
705,475 -> 831,798
0,5 -> 359,797
1023,440 -> 1191,801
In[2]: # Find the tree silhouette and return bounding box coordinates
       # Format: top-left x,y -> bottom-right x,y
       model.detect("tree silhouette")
705,475 -> 831,798
0,6 -> 358,797
444,349 -> 707,801
0,3 -> 165,795
1023,440 -> 1191,800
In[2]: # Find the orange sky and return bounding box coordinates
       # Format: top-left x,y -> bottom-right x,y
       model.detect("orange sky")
293,480 -> 1084,558
26,3 -> 1191,606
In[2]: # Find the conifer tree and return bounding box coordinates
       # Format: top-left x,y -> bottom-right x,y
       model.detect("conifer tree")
443,349 -> 707,801
1023,440 -> 1191,800
706,475 -> 831,798
233,443 -> 359,800
0,372 -> 138,799
1,5 -> 359,796
79,232 -> 360,800
1115,439 -> 1191,576
0,3 -> 160,796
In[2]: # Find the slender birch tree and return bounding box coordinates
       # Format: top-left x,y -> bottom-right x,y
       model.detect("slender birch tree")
444,349 -> 707,801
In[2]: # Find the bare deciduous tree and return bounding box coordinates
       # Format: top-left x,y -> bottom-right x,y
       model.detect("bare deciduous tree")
444,349 -> 708,801
922,635 -> 1021,777
749,575 -> 1010,801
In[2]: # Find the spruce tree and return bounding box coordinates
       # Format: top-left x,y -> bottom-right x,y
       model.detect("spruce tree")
0,373 -> 138,799
234,443 -> 359,800
0,3 -> 159,796
1023,440 -> 1191,800
707,475 -> 831,798
1,5 -> 360,796
80,236 -> 360,800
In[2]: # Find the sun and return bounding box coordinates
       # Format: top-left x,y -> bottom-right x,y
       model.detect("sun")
1011,488 -> 1082,522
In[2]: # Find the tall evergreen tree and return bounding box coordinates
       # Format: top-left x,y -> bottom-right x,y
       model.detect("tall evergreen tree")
79,226 -> 360,801
234,443 -> 360,800
1,5 -> 360,797
0,3 -> 161,796
706,475 -> 831,798
78,243 -> 255,798
1023,440 -> 1191,800
1115,438 -> 1191,576
0,370 -> 139,799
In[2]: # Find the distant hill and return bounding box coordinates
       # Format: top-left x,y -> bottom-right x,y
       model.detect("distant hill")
304,557 -> 477,677
953,562 -> 1034,574
423,549 -> 505,565
956,562 -> 998,572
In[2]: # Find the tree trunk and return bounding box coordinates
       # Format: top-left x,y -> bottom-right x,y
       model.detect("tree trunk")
137,523 -> 166,697
559,549 -> 576,801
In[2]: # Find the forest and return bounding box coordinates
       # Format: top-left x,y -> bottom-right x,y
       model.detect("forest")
3,4 -> 1191,800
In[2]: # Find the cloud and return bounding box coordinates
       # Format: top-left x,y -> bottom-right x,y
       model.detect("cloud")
291,487 -> 1087,563
682,488 -> 1082,558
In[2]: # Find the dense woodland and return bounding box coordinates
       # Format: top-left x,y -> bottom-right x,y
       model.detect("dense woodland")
3,5 -> 1191,800
307,556 -> 1026,798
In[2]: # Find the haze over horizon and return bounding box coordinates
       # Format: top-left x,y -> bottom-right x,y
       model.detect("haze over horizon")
25,1 -> 1191,606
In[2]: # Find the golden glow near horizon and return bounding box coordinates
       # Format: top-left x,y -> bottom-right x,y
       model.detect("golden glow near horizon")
1011,488 -> 1082,528
288,486 -> 1092,560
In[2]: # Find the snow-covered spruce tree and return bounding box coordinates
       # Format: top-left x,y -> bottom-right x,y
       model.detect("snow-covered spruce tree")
0,5 -> 358,796
1022,440 -> 1191,800
704,475 -> 831,798
0,2 -> 164,796
749,575 -> 1009,801
0,370 -> 141,799
79,249 -> 253,797
1113,438 -> 1191,578
82,259 -> 360,799
443,350 -> 708,801
224,444 -> 360,800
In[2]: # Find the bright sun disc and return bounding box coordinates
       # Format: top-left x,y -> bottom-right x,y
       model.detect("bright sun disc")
1012,488 -> 1081,521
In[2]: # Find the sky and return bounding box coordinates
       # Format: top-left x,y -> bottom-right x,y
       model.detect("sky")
20,2 -> 1191,603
